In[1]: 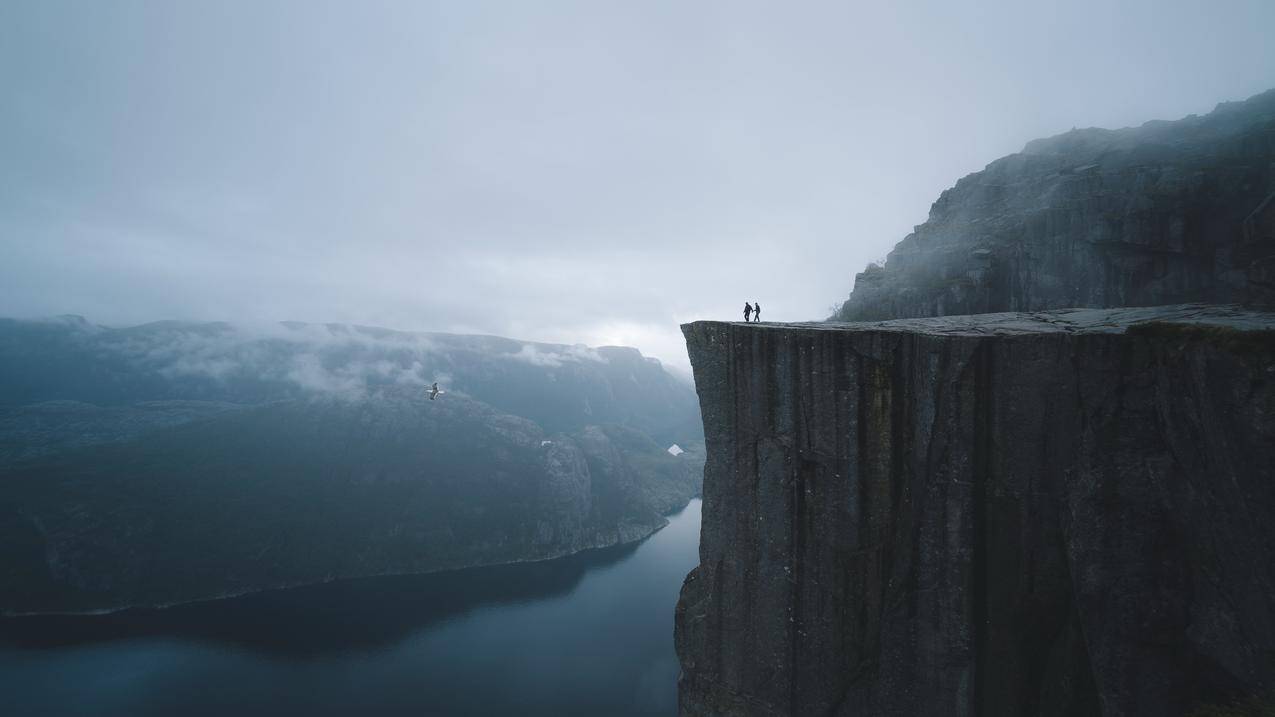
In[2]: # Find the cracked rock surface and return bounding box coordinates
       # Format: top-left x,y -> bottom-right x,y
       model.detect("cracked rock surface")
676,306 -> 1275,716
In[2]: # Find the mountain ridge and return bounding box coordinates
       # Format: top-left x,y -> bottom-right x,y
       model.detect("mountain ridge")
0,316 -> 703,615
833,87 -> 1275,321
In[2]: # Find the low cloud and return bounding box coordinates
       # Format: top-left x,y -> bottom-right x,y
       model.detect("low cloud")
88,320 -> 632,399
506,343 -> 604,368
109,322 -> 442,399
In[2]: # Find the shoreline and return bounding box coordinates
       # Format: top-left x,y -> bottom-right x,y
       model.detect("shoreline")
0,499 -> 697,620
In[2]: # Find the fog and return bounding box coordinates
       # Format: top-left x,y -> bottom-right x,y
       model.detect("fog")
3,0 -> 1274,370
58,317 -> 615,400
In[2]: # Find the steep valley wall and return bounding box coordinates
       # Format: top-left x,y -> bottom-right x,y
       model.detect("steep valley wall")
675,306 -> 1275,716
834,89 -> 1275,321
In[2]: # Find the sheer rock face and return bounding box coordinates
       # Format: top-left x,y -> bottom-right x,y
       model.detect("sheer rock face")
675,306 -> 1275,716
834,89 -> 1275,321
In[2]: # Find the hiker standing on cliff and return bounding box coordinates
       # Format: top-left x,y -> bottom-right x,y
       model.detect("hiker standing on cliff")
743,302 -> 752,322
753,302 -> 761,322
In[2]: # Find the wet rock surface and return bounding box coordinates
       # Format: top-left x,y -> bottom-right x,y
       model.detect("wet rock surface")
676,306 -> 1275,716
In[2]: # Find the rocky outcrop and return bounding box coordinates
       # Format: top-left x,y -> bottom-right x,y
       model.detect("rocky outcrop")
834,89 -> 1275,321
676,306 -> 1275,716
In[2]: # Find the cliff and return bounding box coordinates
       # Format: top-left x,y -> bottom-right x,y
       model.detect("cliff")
675,306 -> 1275,716
834,89 -> 1275,321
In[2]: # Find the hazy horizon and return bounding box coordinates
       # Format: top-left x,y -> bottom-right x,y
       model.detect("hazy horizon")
4,0 -> 1275,370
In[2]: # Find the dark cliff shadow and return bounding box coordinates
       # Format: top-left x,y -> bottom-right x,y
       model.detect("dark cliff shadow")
0,539 -> 642,658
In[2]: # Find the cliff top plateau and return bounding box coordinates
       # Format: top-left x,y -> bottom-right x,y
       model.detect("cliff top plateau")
718,303 -> 1275,337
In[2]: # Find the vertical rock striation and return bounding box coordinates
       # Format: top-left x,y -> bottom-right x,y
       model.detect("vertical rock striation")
676,306 -> 1275,716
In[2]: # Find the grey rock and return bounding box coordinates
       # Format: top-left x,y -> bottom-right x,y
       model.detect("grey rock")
676,306 -> 1275,716
834,89 -> 1275,321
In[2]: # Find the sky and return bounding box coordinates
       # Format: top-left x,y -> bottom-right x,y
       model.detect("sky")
2,1 -> 1274,371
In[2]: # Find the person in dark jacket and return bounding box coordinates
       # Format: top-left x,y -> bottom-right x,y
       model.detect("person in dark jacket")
743,302 -> 753,322
753,302 -> 761,322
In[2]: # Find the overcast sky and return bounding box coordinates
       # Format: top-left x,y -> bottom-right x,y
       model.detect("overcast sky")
3,0 -> 1274,370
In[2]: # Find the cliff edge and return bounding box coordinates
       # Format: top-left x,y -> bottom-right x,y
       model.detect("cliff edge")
676,306 -> 1275,716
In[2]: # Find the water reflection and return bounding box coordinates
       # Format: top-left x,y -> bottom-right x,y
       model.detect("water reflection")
1,540 -> 640,656
0,500 -> 701,717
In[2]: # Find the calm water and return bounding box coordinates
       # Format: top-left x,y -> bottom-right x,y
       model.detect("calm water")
0,500 -> 701,716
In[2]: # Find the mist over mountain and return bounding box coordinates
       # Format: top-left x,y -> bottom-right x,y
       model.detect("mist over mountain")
674,87 -> 1275,716
833,87 -> 1275,321
0,316 -> 703,614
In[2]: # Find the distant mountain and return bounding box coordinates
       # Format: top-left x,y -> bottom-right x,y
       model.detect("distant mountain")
0,315 -> 701,445
0,317 -> 704,614
834,88 -> 1275,321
